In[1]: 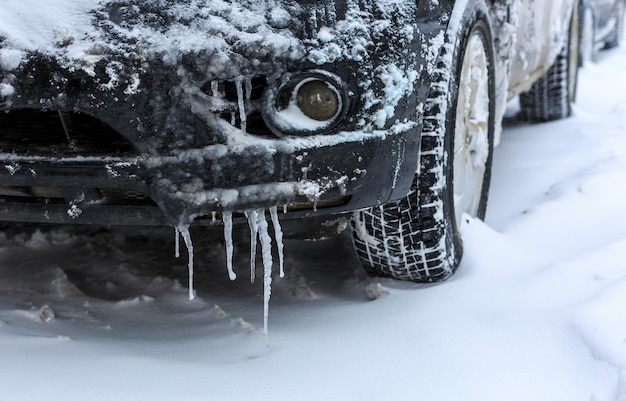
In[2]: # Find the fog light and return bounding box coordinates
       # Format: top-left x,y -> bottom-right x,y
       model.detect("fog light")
262,70 -> 348,136
296,80 -> 339,121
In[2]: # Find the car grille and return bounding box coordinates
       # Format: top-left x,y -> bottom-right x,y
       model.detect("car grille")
0,186 -> 157,206
0,110 -> 137,157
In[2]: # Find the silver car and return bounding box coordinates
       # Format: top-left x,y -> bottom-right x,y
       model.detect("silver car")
581,0 -> 625,60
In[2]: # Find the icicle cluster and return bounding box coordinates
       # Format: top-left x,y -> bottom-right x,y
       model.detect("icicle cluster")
174,207 -> 286,344
244,206 -> 285,343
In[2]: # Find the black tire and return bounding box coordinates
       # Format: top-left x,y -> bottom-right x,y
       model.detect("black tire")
351,3 -> 495,283
604,0 -> 625,49
519,3 -> 581,122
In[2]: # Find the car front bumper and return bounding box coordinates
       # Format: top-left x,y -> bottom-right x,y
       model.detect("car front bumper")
0,0 -> 451,227
0,117 -> 418,226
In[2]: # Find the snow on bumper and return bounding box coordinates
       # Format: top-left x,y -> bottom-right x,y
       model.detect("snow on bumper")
0,120 -> 417,226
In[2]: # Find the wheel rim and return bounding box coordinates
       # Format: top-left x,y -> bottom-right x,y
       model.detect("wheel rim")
453,32 -> 490,229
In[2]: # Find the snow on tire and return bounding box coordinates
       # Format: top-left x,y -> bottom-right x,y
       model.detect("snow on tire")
352,3 -> 495,283
519,2 -> 580,122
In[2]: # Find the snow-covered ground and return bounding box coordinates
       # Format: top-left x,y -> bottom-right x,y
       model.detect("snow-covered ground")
1,45 -> 626,401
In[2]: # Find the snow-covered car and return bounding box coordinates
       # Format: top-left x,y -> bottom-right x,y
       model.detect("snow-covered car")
581,0 -> 625,60
0,0 -> 580,283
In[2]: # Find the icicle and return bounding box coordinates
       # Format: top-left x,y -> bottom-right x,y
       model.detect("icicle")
230,112 -> 236,125
244,210 -> 259,284
223,212 -> 237,281
178,225 -> 195,301
283,204 -> 288,214
269,206 -> 285,278
244,77 -> 252,102
211,80 -> 220,98
174,227 -> 180,258
235,77 -> 247,133
211,211 -> 217,223
257,209 -> 273,345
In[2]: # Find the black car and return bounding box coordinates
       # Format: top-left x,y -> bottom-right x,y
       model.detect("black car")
0,0 -> 581,283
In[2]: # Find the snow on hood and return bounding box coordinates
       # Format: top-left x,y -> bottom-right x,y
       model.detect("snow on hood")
0,0 -> 417,77
0,0 -> 303,76
0,1 -> 100,68
0,0 -> 423,131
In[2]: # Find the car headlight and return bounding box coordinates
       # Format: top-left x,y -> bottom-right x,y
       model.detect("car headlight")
296,79 -> 340,121
263,71 -> 347,136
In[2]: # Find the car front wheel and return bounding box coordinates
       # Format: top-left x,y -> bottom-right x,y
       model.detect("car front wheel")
352,4 -> 495,282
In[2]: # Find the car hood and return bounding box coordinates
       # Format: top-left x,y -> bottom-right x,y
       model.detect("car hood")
0,0 -> 419,87
0,0 -> 426,152
1,0 -> 305,89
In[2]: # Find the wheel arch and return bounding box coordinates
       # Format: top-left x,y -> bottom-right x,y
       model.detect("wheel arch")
437,2 -> 498,256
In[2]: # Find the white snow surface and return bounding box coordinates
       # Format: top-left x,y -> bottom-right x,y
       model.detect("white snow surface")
1,45 -> 626,401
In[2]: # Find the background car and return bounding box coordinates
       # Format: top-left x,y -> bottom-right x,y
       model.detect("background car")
581,0 -> 625,62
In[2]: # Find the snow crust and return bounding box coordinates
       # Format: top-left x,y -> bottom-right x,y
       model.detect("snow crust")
0,82 -> 14,97
369,64 -> 418,129
0,1 -> 100,69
